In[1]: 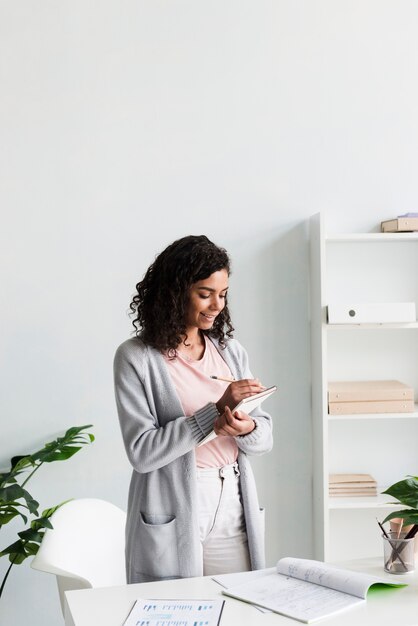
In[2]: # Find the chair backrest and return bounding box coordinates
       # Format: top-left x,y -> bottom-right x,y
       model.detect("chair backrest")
31,498 -> 126,614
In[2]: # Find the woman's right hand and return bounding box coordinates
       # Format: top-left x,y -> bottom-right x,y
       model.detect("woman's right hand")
216,378 -> 265,414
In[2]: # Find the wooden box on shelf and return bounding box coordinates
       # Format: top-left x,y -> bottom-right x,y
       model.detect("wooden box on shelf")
328,380 -> 415,415
381,217 -> 418,233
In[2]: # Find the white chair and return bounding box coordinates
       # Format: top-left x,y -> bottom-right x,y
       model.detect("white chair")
31,498 -> 127,616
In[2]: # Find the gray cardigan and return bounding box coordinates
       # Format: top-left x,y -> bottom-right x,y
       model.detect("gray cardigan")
113,334 -> 273,583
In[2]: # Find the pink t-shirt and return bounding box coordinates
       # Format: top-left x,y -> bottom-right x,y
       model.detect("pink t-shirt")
163,336 -> 238,468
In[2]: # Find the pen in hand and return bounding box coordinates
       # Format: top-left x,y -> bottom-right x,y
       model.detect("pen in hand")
210,375 -> 236,383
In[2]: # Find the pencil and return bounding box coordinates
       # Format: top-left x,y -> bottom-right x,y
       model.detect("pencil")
404,524 -> 418,540
210,375 -> 235,383
376,518 -> 389,539
396,519 -> 404,539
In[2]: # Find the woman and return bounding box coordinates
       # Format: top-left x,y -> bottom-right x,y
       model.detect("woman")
113,235 -> 273,583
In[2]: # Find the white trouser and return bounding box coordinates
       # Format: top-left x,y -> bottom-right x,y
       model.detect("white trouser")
196,462 -> 251,576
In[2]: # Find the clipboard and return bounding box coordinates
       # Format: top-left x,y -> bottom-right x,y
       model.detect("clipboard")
197,385 -> 276,447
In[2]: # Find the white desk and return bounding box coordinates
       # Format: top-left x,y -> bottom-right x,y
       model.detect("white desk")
64,558 -> 418,626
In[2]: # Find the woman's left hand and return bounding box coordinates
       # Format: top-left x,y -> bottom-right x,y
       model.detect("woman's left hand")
214,406 -> 256,437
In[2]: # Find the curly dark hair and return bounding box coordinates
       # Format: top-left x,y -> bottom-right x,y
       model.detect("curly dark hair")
129,235 -> 234,353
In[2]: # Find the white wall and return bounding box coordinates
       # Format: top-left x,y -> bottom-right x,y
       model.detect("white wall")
1,1 -> 418,623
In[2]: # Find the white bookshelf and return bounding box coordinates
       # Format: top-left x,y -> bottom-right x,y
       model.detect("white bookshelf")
310,213 -> 418,562
328,493 -> 401,510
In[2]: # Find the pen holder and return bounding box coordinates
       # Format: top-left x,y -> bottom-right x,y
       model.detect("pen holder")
383,532 -> 415,574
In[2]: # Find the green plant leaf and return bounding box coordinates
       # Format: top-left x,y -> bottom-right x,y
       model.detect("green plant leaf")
0,473 -> 16,488
35,446 -> 82,462
0,485 -> 39,516
31,516 -> 53,531
382,476 -> 418,508
0,504 -> 27,526
382,509 -> 418,526
11,456 -> 34,472
40,500 -> 72,520
30,425 -> 94,464
10,553 -> 27,564
0,457 -> 35,489
1,539 -> 39,563
0,484 -> 35,506
0,484 -> 24,502
25,500 -> 72,535
1,425 -> 94,494
17,528 -> 44,543
63,424 -> 93,437
24,542 -> 40,556
0,539 -> 27,559
0,425 -> 94,597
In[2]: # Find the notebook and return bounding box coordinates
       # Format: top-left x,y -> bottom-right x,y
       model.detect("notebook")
197,385 -> 277,447
222,557 -> 406,623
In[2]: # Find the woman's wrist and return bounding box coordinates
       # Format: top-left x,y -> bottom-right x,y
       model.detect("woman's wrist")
244,418 -> 256,435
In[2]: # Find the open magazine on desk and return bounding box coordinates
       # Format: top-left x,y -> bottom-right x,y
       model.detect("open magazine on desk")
221,557 -> 406,623
198,385 -> 277,447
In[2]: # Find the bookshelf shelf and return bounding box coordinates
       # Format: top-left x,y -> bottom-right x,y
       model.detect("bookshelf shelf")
310,213 -> 418,562
327,322 -> 418,330
329,493 -> 402,510
328,405 -> 418,420
327,233 -> 418,243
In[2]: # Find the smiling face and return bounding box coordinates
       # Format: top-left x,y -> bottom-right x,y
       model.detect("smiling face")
184,269 -> 229,338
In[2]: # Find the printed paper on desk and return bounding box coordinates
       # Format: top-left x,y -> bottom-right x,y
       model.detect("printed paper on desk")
197,386 -> 277,447
123,598 -> 225,626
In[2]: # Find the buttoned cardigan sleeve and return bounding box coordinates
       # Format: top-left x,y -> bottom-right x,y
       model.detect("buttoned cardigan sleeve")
113,339 -> 219,473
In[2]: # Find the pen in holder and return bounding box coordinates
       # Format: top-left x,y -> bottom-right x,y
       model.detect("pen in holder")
390,518 -> 418,556
382,532 -> 415,574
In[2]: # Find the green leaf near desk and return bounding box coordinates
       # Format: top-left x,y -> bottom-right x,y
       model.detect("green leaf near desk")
383,476 -> 418,508
382,476 -> 418,526
0,424 -> 94,599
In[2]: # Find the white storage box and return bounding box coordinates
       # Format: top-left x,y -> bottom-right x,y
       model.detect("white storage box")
327,302 -> 416,324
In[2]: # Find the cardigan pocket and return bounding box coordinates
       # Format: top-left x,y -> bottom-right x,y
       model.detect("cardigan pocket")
136,512 -> 179,579
141,512 -> 175,525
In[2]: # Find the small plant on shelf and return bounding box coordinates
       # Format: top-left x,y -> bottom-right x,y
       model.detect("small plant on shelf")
0,424 -> 94,599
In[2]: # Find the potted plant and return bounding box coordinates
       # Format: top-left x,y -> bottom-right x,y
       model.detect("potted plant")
0,424 -> 94,598
377,477 -> 418,573
382,476 -> 418,535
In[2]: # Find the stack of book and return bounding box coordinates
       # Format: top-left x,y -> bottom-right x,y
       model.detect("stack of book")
328,380 -> 414,415
329,474 -> 377,497
381,213 -> 418,232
